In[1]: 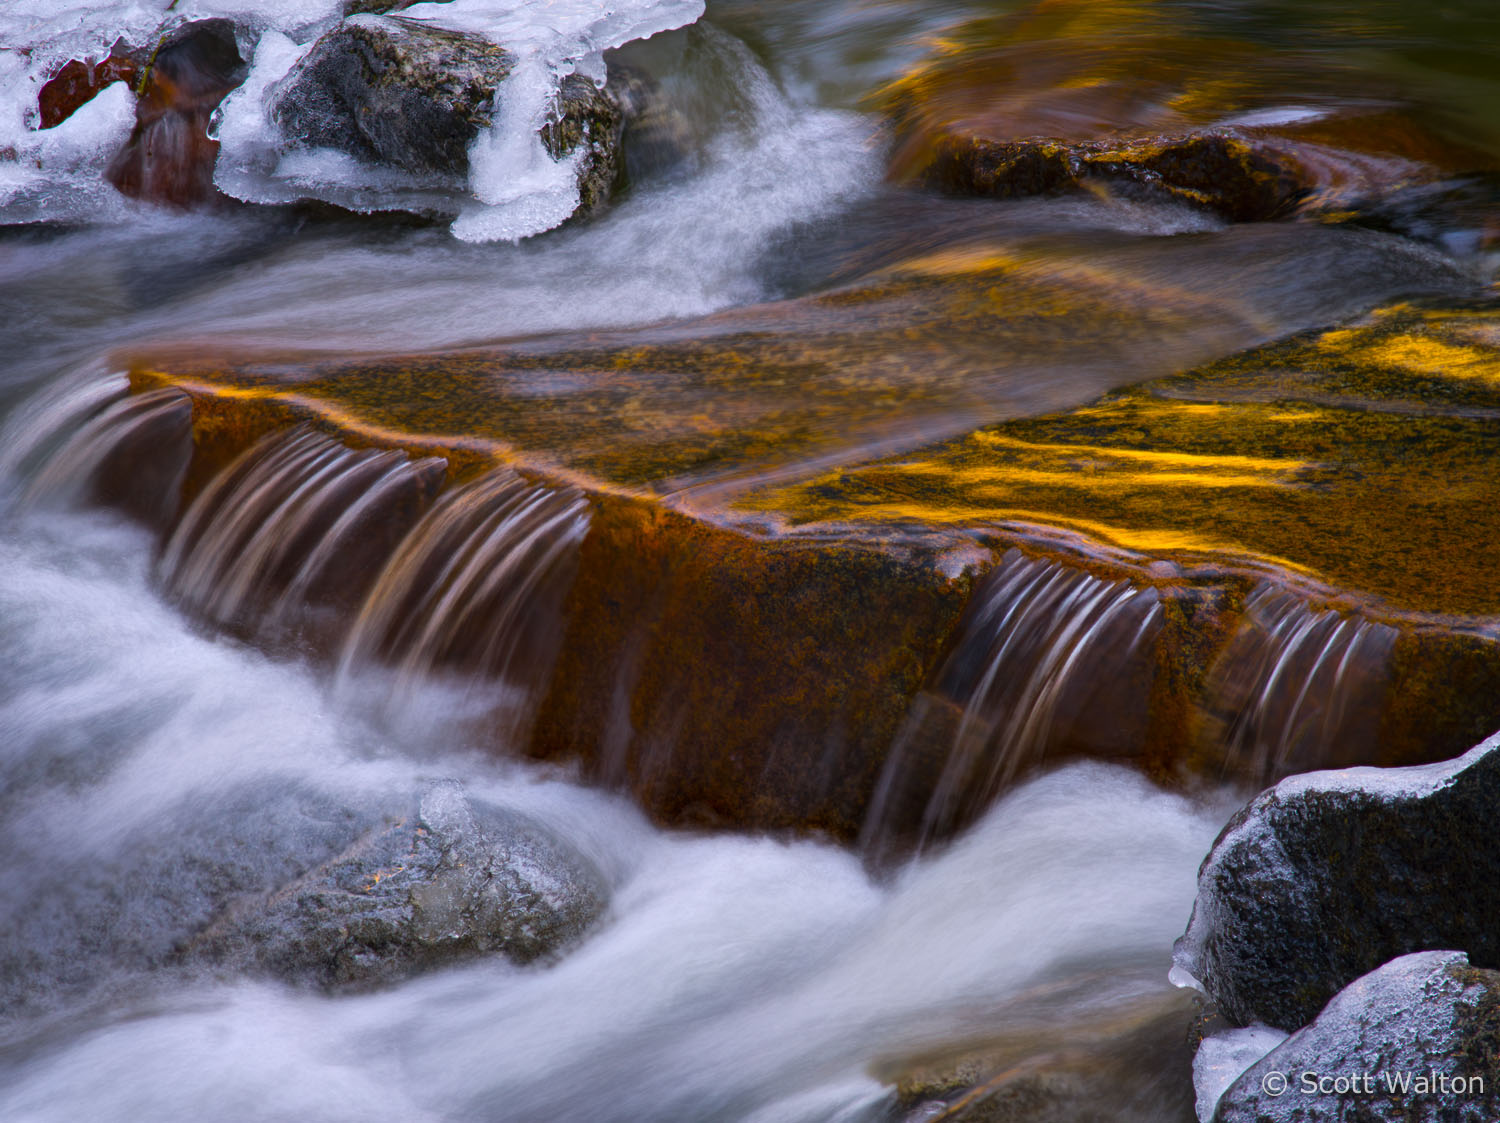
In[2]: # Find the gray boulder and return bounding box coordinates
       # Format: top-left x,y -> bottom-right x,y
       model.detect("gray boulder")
1173,733 -> 1500,1031
270,16 -> 623,210
186,781 -> 608,988
1209,951 -> 1500,1123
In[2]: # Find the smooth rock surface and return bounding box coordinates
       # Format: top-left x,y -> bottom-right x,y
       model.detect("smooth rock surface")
1210,951 -> 1500,1122
1174,734 -> 1500,1031
187,781 -> 608,988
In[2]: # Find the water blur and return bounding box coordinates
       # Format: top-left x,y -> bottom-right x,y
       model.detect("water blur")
2,0 -> 1497,1118
0,506 -> 1230,1119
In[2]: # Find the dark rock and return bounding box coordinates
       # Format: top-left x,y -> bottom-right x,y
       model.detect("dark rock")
923,131 -> 1305,222
343,0 -> 454,13
1209,951 -> 1500,1123
546,73 -> 624,214
270,16 -> 624,212
271,17 -> 514,180
186,781 -> 608,988
0,781 -> 370,1023
1173,733 -> 1500,1031
105,19 -> 249,207
0,779 -> 605,1022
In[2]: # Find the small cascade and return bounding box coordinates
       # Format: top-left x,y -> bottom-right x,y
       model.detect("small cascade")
335,468 -> 591,739
0,369 -> 128,485
1202,584 -> 1398,779
863,550 -> 1164,859
158,426 -> 446,646
18,388 -> 597,754
18,386 -> 193,528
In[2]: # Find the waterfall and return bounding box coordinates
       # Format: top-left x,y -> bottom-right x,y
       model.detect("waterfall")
334,467 -> 590,739
18,384 -> 193,528
863,550 -> 1164,858
18,395 -> 592,747
157,426 -> 447,646
1202,584 -> 1397,778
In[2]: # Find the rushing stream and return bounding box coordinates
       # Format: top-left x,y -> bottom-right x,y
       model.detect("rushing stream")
2,0 -> 1499,1120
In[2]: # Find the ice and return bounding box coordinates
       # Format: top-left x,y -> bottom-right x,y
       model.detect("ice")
1193,1025 -> 1289,1122
1,0 -> 705,234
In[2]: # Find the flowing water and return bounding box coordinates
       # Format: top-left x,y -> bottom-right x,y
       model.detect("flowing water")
2,0 -> 1498,1120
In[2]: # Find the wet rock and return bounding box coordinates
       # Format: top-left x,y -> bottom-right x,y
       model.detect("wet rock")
38,49 -> 143,131
271,18 -> 512,180
1207,951 -> 1500,1122
188,781 -> 608,988
0,781 -> 371,1023
884,0 -> 1497,228
105,19 -> 249,207
890,989 -> 1200,1123
922,131 -> 1304,222
271,17 -> 623,211
545,74 -> 625,214
1173,734 -> 1500,1032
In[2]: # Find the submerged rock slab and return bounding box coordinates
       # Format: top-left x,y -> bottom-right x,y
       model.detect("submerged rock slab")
125,219 -> 1468,504
1209,951 -> 1500,1122
883,0 -> 1498,232
75,228 -> 1499,842
89,237 -> 1500,840
747,300 -> 1500,618
888,988 -> 1199,1123
1173,735 -> 1500,1032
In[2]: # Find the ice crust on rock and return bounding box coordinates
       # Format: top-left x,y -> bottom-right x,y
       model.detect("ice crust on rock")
1173,733 -> 1500,1030
1211,951 -> 1500,1123
1192,1025 -> 1289,1122
213,0 -> 705,238
1,0 -> 704,236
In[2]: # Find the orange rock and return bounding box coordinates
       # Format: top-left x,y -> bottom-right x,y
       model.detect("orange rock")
38,53 -> 140,130
105,20 -> 247,208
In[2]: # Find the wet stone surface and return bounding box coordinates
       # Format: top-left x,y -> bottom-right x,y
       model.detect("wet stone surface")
0,779 -> 607,1021
1209,951 -> 1500,1123
186,780 -> 609,988
1174,734 -> 1500,1032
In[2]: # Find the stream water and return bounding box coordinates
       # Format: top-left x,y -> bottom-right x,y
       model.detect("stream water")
2,0 -> 1497,1120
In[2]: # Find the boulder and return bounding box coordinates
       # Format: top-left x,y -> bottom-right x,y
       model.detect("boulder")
270,16 -> 623,211
0,779 -> 605,1021
1173,734 -> 1500,1031
883,0 -> 1498,233
1207,951 -> 1500,1122
186,781 -> 608,988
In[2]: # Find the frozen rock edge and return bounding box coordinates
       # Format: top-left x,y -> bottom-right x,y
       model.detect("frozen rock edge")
1209,951 -> 1500,1122
1174,732 -> 1500,1031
